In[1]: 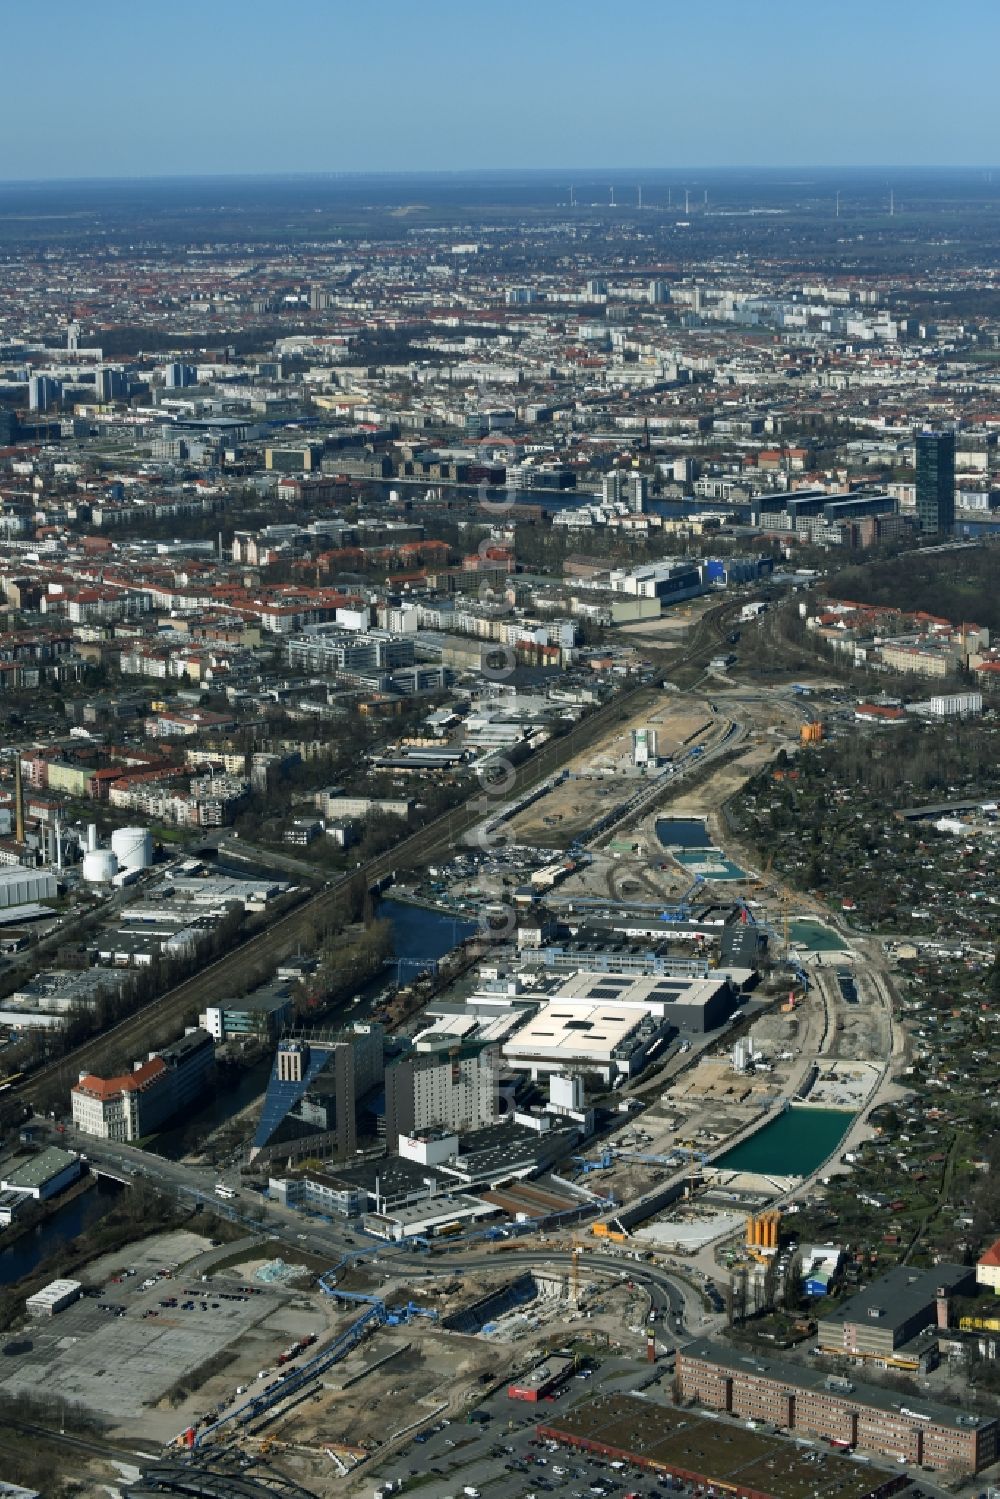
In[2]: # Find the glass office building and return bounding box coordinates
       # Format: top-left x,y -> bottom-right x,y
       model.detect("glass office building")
916,430 -> 955,535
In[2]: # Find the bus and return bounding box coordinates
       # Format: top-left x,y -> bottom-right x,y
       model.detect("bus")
214,1184 -> 237,1200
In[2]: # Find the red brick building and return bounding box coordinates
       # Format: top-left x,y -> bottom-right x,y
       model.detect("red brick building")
677,1339 -> 996,1475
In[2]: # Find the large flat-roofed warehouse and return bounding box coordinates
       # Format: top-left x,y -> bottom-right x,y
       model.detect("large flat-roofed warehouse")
563,908 -> 733,945
0,1146 -> 83,1201
677,1339 -> 997,1475
547,970 -> 737,1033
501,998 -> 672,1083
816,1263 -> 974,1366
0,867 -> 57,909
25,1278 -> 82,1318
537,1392 -> 907,1499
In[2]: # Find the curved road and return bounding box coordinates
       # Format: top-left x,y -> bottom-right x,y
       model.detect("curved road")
10,599 -> 741,1111
437,1249 -> 709,1330
9,679 -> 658,1108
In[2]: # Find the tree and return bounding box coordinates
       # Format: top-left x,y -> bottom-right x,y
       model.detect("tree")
988,946 -> 1000,1003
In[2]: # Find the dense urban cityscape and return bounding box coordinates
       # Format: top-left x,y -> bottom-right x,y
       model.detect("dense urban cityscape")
1,28 -> 1000,1499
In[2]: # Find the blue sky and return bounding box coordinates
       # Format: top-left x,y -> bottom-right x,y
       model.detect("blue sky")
5,0 -> 998,179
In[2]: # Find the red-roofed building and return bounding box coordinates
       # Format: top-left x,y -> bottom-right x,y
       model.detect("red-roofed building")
71,1027 -> 213,1141
72,1058 -> 167,1140
854,703 -> 908,724
977,1238 -> 1000,1294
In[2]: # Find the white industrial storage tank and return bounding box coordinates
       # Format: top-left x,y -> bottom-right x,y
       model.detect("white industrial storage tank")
110,827 -> 154,874
82,849 -> 118,884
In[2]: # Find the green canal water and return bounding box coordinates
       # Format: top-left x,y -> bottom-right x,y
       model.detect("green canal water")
716,1106 -> 852,1176
789,919 -> 848,952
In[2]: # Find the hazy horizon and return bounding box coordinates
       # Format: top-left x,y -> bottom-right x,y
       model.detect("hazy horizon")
1,165 -> 999,187
4,0 -> 998,180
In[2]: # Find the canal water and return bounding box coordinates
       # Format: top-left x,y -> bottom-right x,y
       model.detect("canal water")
790,919 -> 848,952
673,850 -> 747,881
657,819 -> 748,880
376,897 -> 477,968
151,897 -> 474,1159
152,1053 -> 274,1160
715,1106 -> 853,1177
0,1177 -> 123,1287
656,818 -> 712,849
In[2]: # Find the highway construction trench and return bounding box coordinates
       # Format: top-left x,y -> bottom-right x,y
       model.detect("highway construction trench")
0,1219 -> 695,1452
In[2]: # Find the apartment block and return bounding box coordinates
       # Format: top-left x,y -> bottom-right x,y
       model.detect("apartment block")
677,1339 -> 995,1475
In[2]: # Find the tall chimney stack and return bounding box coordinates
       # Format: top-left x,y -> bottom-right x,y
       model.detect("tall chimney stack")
14,757 -> 24,846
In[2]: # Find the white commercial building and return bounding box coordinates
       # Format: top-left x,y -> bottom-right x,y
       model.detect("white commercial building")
26,1278 -> 82,1317
0,1146 -> 83,1201
0,868 -> 57,909
929,691 -> 982,718
500,971 -> 737,1084
502,998 -> 668,1084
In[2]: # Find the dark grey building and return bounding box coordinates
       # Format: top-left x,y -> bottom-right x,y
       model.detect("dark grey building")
251,1025 -> 384,1161
916,430 -> 955,535
157,1027 -> 216,1115
817,1262 -> 973,1363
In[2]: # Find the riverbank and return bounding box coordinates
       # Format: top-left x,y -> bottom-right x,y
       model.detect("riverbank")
0,1175 -> 125,1292
0,1171 -> 96,1255
163,898 -> 479,1166
380,887 -> 467,911
376,896 -> 478,966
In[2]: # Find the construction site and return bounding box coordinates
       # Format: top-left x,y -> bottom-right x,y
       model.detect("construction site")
0,1224 -> 664,1495
558,949 -> 885,1264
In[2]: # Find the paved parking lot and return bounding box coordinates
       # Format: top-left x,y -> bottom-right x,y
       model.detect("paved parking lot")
370,1360 -> 670,1499
0,1268 -> 281,1420
368,1361 -> 923,1499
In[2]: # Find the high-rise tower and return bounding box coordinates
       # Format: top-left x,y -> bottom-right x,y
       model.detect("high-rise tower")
915,430 -> 955,535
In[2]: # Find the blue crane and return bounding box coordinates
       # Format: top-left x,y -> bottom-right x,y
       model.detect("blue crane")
194,1291 -> 385,1449
660,875 -> 705,923
572,1151 -> 614,1174
386,1300 -> 439,1326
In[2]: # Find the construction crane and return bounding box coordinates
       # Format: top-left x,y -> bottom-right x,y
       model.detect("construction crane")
678,1139 -> 709,1199
571,1151 -> 613,1175
386,1300 -> 439,1326
570,1238 -> 583,1306
617,1151 -> 680,1167
663,875 -> 705,923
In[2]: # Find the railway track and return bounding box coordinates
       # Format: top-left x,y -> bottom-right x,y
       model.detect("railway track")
10,600 -> 737,1109
11,678 -> 659,1106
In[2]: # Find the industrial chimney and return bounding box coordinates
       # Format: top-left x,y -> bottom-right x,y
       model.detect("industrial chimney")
14,757 -> 24,846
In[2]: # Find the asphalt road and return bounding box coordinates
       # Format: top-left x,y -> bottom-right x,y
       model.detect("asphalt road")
9,595 -> 744,1114
45,1122 -> 712,1338
11,676 -> 664,1110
